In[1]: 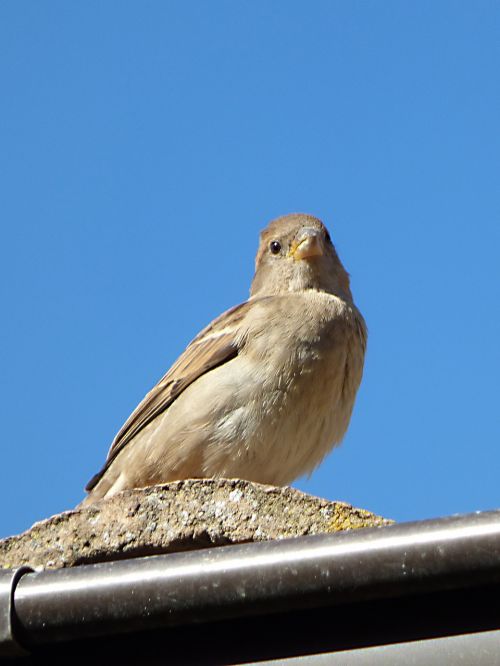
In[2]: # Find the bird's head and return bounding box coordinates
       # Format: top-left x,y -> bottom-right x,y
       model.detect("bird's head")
250,213 -> 352,300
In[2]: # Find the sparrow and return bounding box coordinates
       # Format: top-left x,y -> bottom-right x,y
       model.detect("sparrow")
81,213 -> 366,506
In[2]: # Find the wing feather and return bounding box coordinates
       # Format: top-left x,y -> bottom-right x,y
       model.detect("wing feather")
85,300 -> 253,491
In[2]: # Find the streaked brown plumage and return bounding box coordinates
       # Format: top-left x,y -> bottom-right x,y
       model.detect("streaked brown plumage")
81,213 -> 366,506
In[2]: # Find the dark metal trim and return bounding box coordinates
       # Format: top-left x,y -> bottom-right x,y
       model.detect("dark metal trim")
5,509 -> 500,649
0,566 -> 33,657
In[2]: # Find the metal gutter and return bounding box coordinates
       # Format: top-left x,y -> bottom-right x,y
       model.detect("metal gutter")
0,567 -> 32,657
2,509 -> 500,654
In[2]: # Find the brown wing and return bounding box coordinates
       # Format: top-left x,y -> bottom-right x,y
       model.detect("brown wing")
85,300 -> 253,491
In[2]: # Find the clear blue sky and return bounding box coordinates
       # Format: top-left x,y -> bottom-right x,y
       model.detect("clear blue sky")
1,2 -> 499,539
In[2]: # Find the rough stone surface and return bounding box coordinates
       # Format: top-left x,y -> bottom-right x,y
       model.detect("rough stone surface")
0,479 -> 391,570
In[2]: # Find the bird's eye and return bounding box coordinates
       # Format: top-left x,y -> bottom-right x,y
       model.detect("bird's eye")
269,240 -> 281,254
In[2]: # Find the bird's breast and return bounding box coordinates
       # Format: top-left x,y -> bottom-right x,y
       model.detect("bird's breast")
211,292 -> 366,484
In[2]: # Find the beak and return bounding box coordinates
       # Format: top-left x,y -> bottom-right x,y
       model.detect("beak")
289,228 -> 324,261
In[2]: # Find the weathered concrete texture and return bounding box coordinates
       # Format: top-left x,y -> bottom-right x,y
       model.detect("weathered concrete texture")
0,479 -> 391,570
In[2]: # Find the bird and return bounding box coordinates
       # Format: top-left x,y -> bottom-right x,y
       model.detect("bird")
81,213 -> 367,506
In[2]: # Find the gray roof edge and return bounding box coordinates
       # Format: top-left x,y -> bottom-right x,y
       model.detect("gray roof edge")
3,509 -> 500,654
